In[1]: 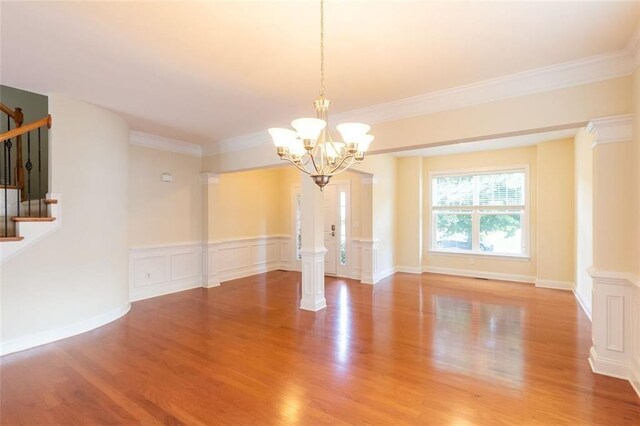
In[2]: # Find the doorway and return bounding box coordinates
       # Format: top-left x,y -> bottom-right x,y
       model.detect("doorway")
292,181 -> 350,277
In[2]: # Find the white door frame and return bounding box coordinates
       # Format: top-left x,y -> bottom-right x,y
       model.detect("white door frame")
291,181 -> 351,278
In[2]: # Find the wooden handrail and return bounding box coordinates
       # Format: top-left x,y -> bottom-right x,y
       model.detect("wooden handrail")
0,115 -> 51,142
0,102 -> 17,119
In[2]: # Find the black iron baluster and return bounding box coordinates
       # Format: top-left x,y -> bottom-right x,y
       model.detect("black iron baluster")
26,131 -> 32,217
3,141 -> 7,237
38,127 -> 42,217
5,116 -> 10,237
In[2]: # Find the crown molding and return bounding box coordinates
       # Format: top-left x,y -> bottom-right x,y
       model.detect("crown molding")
130,130 -> 203,157
628,26 -> 640,72
207,47 -> 635,157
204,130 -> 269,156
586,114 -> 634,148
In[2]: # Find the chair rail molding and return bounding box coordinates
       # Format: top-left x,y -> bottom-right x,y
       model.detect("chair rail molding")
588,267 -> 640,397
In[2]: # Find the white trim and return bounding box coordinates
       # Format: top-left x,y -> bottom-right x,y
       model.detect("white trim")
423,265 -> 535,284
1,193 -> 63,264
0,303 -> 131,356
374,267 -> 397,283
208,48 -> 635,156
535,279 -> 574,291
129,240 -> 203,252
587,267 -> 638,286
428,165 -> 530,258
574,289 -> 592,321
361,175 -> 378,185
200,172 -> 220,184
130,130 -> 203,157
589,346 -> 632,381
428,249 -> 530,262
129,242 -> 204,301
586,114 -> 634,148
396,265 -> 424,274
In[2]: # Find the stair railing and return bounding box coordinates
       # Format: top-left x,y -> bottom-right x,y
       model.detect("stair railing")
0,104 -> 51,238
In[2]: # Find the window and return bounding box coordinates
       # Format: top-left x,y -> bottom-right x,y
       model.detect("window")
430,168 -> 528,257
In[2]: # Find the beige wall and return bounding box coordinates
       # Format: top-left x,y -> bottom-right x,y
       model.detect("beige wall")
1,95 -> 130,347
213,167 -> 284,240
635,67 -> 640,277
592,141 -> 636,272
422,146 -> 538,280
353,154 -> 397,274
129,146 -> 202,247
574,128 -> 594,313
537,139 -> 575,283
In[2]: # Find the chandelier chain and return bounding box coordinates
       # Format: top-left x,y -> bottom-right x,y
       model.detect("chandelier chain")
320,0 -> 325,98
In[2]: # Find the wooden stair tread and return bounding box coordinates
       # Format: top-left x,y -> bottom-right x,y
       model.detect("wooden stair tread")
0,236 -> 24,242
11,216 -> 55,222
44,199 -> 58,205
0,184 -> 20,190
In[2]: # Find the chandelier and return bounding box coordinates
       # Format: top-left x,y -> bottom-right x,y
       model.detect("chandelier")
268,0 -> 373,189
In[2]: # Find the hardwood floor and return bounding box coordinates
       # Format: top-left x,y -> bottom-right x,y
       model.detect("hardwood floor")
1,271 -> 639,425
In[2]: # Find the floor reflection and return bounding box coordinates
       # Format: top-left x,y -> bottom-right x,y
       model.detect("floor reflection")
335,283 -> 352,366
432,295 -> 525,387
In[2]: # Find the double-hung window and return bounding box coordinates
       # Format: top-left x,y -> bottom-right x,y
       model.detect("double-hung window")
430,167 -> 528,257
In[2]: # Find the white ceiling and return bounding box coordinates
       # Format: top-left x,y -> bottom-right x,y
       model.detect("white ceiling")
1,1 -> 638,147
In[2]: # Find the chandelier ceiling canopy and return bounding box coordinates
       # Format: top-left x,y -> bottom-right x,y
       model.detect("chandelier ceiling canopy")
268,0 -> 373,189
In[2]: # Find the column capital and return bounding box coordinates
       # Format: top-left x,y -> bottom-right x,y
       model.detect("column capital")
586,114 -> 634,149
200,171 -> 220,185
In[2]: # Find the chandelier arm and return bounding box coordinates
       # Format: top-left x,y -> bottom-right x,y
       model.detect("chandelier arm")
327,154 -> 355,175
285,157 -> 313,175
331,156 -> 361,176
308,149 -> 321,175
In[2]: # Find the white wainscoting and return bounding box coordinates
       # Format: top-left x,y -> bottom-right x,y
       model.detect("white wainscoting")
129,242 -> 204,301
130,236 -> 293,301
588,268 -> 640,398
208,236 -> 291,283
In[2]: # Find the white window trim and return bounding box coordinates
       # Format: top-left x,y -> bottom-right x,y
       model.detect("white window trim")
428,164 -> 530,260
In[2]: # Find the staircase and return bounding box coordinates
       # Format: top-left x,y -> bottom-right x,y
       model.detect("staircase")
1,102 -> 56,249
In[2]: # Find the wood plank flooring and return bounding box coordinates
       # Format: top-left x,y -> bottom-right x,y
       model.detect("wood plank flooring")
1,271 -> 639,425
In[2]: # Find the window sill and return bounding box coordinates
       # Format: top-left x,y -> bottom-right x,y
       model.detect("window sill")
427,249 -> 531,262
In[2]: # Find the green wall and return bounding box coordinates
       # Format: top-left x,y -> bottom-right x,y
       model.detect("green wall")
1,85 -> 49,199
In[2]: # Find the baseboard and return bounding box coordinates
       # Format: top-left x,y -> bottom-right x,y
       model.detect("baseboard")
535,279 -> 574,290
631,357 -> 640,398
588,346 -> 632,381
573,289 -> 592,321
374,267 -> 397,283
219,262 -> 284,283
422,265 -> 535,284
132,278 -> 202,301
396,265 -> 424,274
0,303 -> 131,357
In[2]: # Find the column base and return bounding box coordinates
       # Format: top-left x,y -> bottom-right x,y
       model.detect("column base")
300,247 -> 327,312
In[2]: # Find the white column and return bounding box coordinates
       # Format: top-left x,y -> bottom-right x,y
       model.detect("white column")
360,175 -> 378,284
586,114 -> 637,381
201,172 -> 221,288
299,172 -> 327,311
